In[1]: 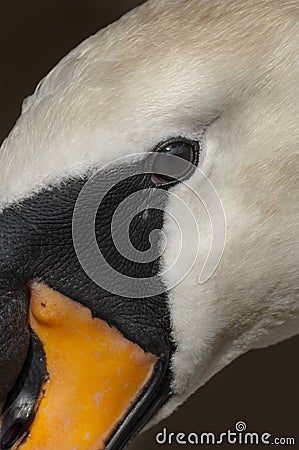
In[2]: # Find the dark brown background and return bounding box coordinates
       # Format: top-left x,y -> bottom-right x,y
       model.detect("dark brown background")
0,1 -> 298,449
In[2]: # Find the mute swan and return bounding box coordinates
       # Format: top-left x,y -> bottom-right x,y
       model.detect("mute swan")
0,0 -> 298,449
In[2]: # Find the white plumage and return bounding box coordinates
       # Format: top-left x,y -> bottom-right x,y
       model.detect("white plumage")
0,0 -> 298,432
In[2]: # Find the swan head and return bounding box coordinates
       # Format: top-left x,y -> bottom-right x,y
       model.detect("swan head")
0,0 -> 298,448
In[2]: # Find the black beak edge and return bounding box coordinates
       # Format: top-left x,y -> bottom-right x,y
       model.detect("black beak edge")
0,347 -> 170,450
106,353 -> 171,450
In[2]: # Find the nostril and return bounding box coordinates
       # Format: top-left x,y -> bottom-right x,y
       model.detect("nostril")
1,421 -> 23,449
0,332 -> 48,450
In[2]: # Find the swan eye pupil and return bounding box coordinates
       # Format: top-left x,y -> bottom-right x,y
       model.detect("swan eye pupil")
151,139 -> 198,185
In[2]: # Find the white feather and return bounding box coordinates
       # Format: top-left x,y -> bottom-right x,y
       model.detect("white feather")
0,0 -> 298,423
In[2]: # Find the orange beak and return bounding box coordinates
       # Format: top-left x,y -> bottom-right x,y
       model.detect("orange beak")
2,282 -> 168,450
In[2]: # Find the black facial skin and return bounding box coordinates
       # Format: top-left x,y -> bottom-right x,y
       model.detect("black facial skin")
0,160 -> 174,449
0,140 -> 200,449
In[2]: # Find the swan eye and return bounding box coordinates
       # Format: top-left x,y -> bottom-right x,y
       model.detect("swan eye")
151,138 -> 199,185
